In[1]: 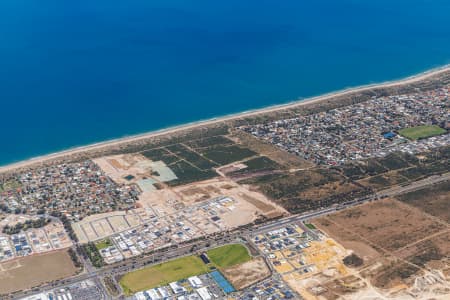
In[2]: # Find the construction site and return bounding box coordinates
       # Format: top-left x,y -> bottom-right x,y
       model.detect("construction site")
74,153 -> 286,263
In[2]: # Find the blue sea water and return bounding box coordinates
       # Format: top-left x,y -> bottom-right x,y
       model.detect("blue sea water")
0,0 -> 449,165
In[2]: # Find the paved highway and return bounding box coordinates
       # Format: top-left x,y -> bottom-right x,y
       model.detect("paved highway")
10,174 -> 450,300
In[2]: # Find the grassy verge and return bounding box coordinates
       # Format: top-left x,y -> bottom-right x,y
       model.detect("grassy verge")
305,223 -> 316,229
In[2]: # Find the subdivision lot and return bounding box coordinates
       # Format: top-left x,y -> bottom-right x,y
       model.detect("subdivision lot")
396,181 -> 450,223
221,256 -> 270,290
399,125 -> 446,140
172,178 -> 286,224
0,250 -> 77,295
94,153 -> 179,189
72,210 -> 146,243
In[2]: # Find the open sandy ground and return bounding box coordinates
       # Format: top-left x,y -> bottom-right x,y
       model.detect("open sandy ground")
309,198 -> 450,299
0,250 -> 77,294
222,257 -> 271,290
1,65 -> 448,174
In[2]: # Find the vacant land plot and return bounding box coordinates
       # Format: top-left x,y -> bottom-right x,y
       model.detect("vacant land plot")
396,182 -> 450,223
314,199 -> 445,254
228,156 -> 281,178
396,231 -> 450,270
207,244 -> 252,268
243,168 -> 369,214
370,260 -> 421,289
201,145 -> 256,166
94,154 -> 178,187
166,160 -> 217,186
185,135 -> 234,149
222,257 -> 270,290
165,144 -> 218,170
376,153 -> 411,170
314,198 -> 450,293
172,178 -> 286,224
0,251 -> 77,294
244,169 -> 342,200
399,125 -> 446,140
358,171 -> 408,191
141,148 -> 180,165
120,255 -> 209,295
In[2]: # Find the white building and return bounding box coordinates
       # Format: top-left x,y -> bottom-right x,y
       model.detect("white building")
169,282 -> 186,294
188,276 -> 203,288
196,287 -> 211,300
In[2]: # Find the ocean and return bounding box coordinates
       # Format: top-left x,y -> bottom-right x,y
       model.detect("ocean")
0,0 -> 449,166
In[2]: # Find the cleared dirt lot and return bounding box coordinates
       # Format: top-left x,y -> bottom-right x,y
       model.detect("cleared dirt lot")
396,181 -> 450,223
313,197 -> 450,296
0,250 -> 77,294
314,198 -> 446,254
396,231 -> 450,270
173,178 -> 287,222
222,257 -> 271,290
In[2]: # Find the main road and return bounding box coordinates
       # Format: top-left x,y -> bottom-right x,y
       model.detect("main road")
11,173 -> 449,300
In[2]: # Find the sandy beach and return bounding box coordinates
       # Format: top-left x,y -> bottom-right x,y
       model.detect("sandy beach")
1,65 -> 449,174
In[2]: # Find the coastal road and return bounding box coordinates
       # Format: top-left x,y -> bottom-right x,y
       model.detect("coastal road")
11,174 -> 450,300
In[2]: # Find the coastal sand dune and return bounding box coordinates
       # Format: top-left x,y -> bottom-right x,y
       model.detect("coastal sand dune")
1,65 -> 449,174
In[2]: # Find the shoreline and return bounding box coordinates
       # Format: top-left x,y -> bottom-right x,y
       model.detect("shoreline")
1,64 -> 449,173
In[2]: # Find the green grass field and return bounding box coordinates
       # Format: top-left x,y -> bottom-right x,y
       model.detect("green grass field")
206,244 -> 251,268
399,125 -> 446,140
120,255 -> 209,295
95,238 -> 112,250
1,179 -> 21,192
119,244 -> 252,295
305,223 -> 316,229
